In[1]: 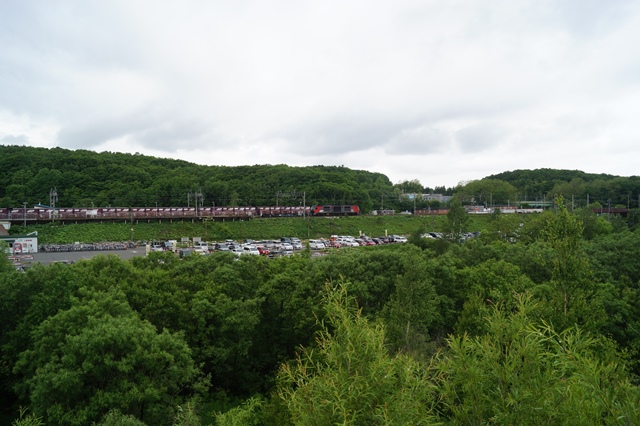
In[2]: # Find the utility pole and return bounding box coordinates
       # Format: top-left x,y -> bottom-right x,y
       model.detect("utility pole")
23,202 -> 27,227
195,190 -> 203,215
49,188 -> 58,223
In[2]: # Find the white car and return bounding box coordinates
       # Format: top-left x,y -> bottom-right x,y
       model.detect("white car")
339,238 -> 359,247
193,246 -> 208,255
308,239 -> 325,250
242,245 -> 260,255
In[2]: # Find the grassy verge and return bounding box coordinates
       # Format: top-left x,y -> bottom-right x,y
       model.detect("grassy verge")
10,214 -> 492,244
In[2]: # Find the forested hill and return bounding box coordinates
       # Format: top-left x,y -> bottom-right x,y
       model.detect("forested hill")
0,145 -> 393,211
488,168 -> 618,192
482,168 -> 640,208
3,145 -> 639,211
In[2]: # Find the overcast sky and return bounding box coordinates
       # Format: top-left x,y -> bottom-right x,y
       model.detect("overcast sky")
1,0 -> 639,188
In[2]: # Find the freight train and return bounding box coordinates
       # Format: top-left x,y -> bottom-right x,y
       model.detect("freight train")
0,204 -> 361,223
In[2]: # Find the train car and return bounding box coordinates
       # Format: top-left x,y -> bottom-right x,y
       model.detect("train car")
257,206 -> 310,217
414,208 -> 449,215
98,208 -> 130,219
310,205 -> 360,216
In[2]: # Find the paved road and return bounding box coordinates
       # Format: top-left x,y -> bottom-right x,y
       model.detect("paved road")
15,249 -> 147,267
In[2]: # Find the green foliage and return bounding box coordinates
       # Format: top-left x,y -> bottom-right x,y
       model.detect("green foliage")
4,200 -> 640,424
488,168 -> 640,209
22,214 -> 451,244
0,241 -> 13,273
0,146 -> 391,211
213,396 -> 265,426
382,247 -> 440,356
94,409 -> 147,426
444,197 -> 468,241
482,208 -> 523,242
0,263 -> 84,399
14,289 -> 200,426
11,407 -> 43,426
454,259 -> 535,336
585,228 -> 640,363
394,179 -> 424,194
457,178 -> 517,206
172,402 -> 203,426
539,197 -> 599,330
277,282 -> 441,425
436,294 -> 640,425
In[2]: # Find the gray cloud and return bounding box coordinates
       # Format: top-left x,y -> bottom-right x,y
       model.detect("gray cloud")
385,125 -> 452,155
455,123 -> 508,154
279,116 -> 406,156
1,0 -> 640,187
1,134 -> 29,144
56,114 -> 213,152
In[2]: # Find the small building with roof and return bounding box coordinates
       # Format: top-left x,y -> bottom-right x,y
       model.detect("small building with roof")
0,223 -> 38,254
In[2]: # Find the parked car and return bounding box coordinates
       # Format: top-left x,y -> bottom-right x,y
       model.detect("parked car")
193,246 -> 208,255
214,243 -> 230,252
260,240 -> 277,249
242,245 -> 260,255
308,239 -> 325,250
330,240 -> 342,249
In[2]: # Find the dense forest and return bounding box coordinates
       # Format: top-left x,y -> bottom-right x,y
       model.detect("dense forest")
0,146 -> 407,212
484,168 -> 640,208
2,200 -> 640,424
5,145 -> 639,214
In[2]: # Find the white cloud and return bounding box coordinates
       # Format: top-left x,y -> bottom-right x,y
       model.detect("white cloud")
1,0 -> 640,187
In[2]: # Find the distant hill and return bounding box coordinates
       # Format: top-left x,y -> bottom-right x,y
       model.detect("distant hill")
485,168 -> 640,208
2,145 -> 638,211
0,145 -> 394,211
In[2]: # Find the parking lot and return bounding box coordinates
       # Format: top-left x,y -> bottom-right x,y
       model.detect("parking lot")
12,248 -> 146,268
7,234 -> 421,270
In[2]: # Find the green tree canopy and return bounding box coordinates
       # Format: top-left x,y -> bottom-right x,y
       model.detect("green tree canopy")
14,289 -> 200,426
